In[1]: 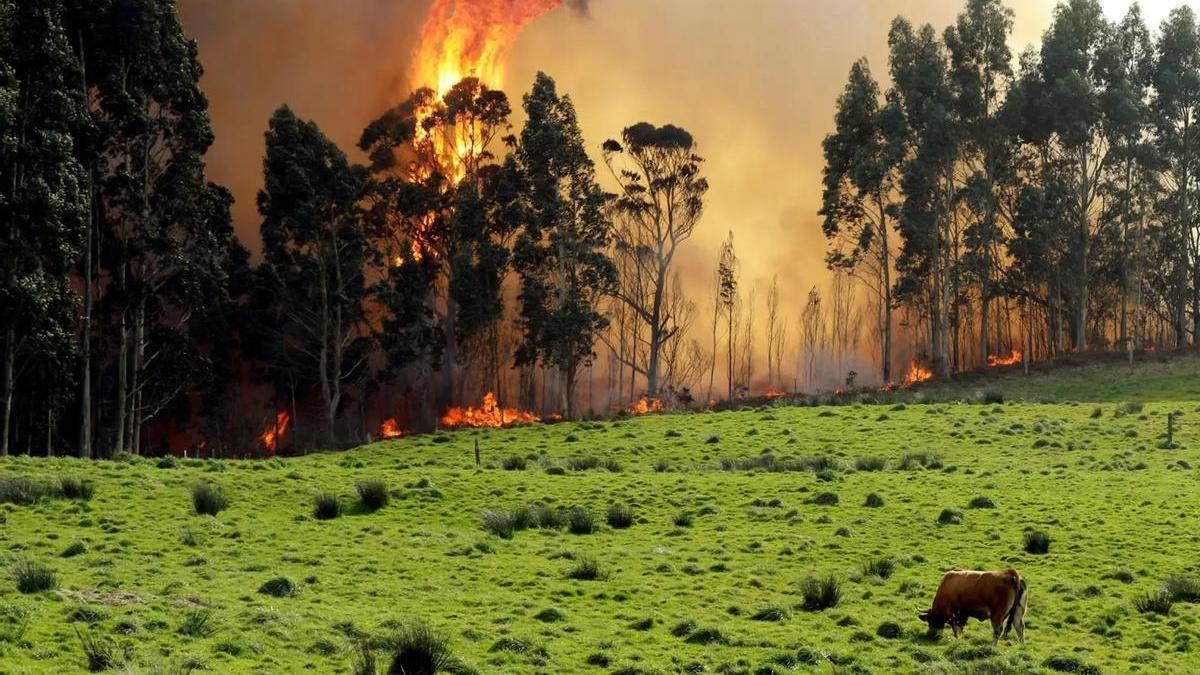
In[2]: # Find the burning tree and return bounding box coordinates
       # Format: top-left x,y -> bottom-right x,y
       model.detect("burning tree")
603,123 -> 708,397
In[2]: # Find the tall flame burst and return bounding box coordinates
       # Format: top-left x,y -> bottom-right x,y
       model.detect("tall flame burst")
413,0 -> 564,97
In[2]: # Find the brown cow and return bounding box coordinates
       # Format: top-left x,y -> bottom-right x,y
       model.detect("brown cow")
917,568 -> 1028,645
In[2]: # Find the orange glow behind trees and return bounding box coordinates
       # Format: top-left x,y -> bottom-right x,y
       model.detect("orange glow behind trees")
902,361 -> 934,388
987,350 -> 1023,367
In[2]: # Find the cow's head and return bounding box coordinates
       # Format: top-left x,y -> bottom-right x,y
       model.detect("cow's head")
917,608 -> 948,631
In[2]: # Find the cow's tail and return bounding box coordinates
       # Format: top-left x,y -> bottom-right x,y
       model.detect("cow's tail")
1003,577 -> 1026,638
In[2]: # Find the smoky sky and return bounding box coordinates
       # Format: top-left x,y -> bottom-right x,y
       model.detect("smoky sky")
179,0 -> 1178,372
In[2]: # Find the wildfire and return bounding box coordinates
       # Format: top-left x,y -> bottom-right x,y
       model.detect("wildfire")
765,389 -> 788,399
413,0 -> 563,98
441,392 -> 540,428
260,411 -> 290,453
379,418 -> 407,439
627,396 -> 663,416
902,361 -> 934,388
987,350 -> 1023,367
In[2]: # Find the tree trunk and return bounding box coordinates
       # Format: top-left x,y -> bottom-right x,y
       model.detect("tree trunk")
1,325 -> 13,458
879,200 -> 892,384
78,36 -> 93,460
114,309 -> 128,456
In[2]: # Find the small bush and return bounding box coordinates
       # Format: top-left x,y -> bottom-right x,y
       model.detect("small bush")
312,492 -> 341,520
389,622 -> 458,674
670,619 -> 697,637
11,559 -> 57,594
800,576 -> 841,611
0,477 -> 45,505
566,507 -> 596,535
876,621 -> 903,639
863,493 -> 885,508
854,457 -> 886,472
673,511 -> 694,528
937,508 -> 963,525
967,495 -> 995,509
355,479 -> 389,512
533,608 -> 565,623
527,503 -> 563,529
566,556 -> 607,581
899,452 -> 943,470
58,477 -> 95,501
750,606 -> 789,622
1114,401 -> 1144,418
811,492 -> 839,506
62,541 -> 88,558
1024,530 -> 1051,554
1134,591 -> 1173,615
1164,575 -> 1200,603
177,610 -> 216,637
501,456 -> 526,471
981,390 -> 1005,404
861,557 -> 895,579
1044,654 -> 1101,675
258,576 -> 297,598
606,503 -> 634,529
684,627 -> 727,645
191,482 -> 228,516
75,626 -> 130,672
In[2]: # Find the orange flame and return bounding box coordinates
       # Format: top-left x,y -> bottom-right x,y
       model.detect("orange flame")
987,350 -> 1023,367
379,418 -> 407,439
413,0 -> 563,98
765,389 -> 788,399
441,392 -> 540,428
902,361 -> 934,388
627,396 -> 663,416
260,411 -> 290,453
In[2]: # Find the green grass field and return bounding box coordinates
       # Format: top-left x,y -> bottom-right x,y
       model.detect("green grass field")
3,357 -> 1200,673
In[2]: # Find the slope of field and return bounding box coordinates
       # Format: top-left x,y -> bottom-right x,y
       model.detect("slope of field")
3,359 -> 1200,673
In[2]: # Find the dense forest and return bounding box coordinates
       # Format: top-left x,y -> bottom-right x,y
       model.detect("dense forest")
3,0 -> 1200,459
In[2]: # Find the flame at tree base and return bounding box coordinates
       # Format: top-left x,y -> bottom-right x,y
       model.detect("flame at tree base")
627,396 -> 663,416
902,361 -> 934,388
379,418 -> 407,439
260,411 -> 290,453
441,392 -> 540,429
987,350 -> 1023,367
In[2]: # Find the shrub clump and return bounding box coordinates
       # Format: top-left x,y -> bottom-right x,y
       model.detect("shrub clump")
313,492 -> 341,520
799,576 -> 841,611
854,456 -> 886,472
899,452 -> 943,470
389,622 -> 459,674
937,508 -> 963,525
606,503 -> 634,529
1024,530 -> 1051,555
967,495 -> 995,509
75,626 -> 131,672
355,479 -> 389,512
566,556 -> 607,581
1134,591 -> 1173,615
258,576 -> 298,598
750,606 -> 789,622
58,477 -> 95,501
876,621 -> 903,639
863,493 -> 885,508
11,559 -> 58,594
811,491 -> 839,506
1164,575 -> 1200,603
861,557 -> 895,579
191,482 -> 228,516
566,507 -> 596,535
501,456 -> 526,471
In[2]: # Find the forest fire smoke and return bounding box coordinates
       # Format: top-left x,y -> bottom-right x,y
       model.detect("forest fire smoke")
901,361 -> 934,388
260,411 -> 290,453
627,396 -> 663,415
378,418 -> 407,439
441,392 -> 540,428
987,350 -> 1023,367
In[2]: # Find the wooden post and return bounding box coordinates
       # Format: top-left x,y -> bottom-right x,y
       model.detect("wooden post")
474,437 -> 481,467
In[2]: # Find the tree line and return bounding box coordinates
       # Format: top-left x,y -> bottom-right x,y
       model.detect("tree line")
0,0 -> 708,457
822,0 -> 1200,382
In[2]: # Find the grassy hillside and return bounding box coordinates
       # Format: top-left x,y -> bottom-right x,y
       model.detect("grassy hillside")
2,359 -> 1200,673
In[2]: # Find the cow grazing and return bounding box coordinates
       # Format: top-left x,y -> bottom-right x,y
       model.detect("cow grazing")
918,568 -> 1028,645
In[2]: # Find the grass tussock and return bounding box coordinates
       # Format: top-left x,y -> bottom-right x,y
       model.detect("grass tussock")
10,559 -> 58,594
606,503 -> 634,529
191,482 -> 228,516
312,492 -> 341,520
800,576 -> 841,611
355,479 -> 389,512
1024,530 -> 1051,555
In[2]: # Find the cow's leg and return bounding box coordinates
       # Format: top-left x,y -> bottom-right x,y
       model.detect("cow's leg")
990,611 -> 1004,646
